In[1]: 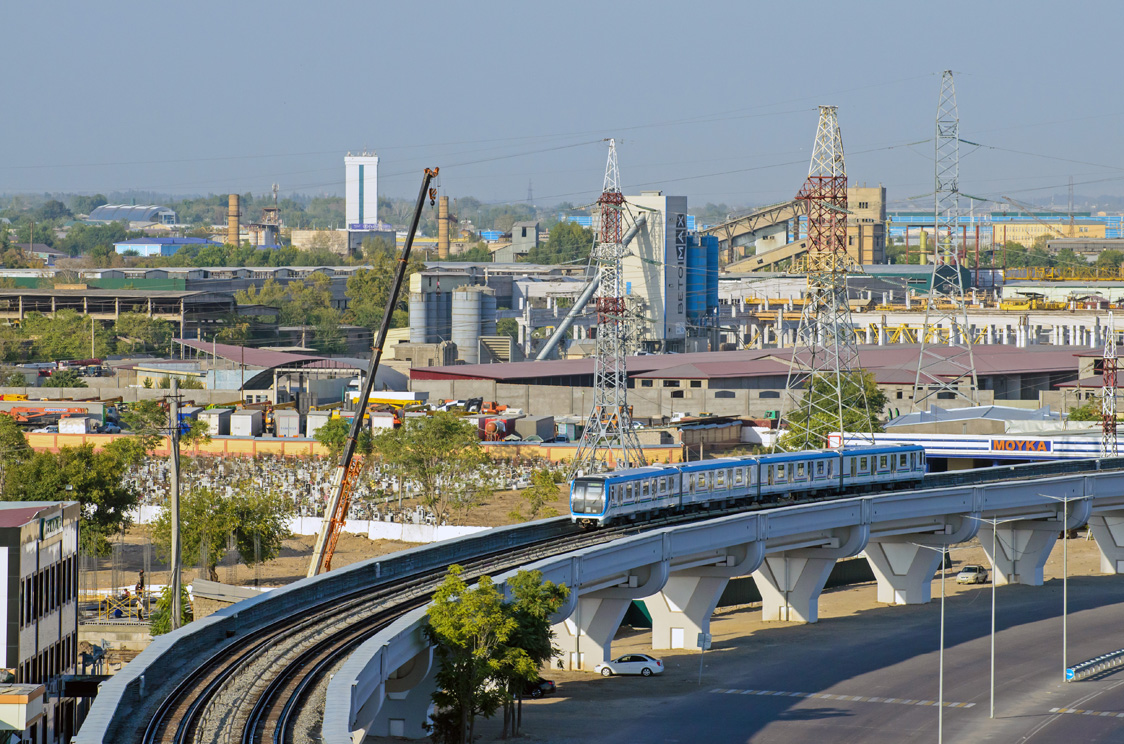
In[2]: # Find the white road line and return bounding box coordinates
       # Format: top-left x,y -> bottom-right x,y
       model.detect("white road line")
711,688 -> 976,709
1049,707 -> 1124,718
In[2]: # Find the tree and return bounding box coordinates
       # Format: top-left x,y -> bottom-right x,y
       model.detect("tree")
447,243 -> 492,262
372,413 -> 492,524
2,444 -> 137,554
344,254 -> 419,330
1067,397 -> 1104,422
1096,250 -> 1124,270
0,414 -> 31,493
778,369 -> 887,451
0,368 -> 27,386
36,200 -> 72,221
496,318 -> 518,341
508,469 -> 562,522
120,399 -> 168,452
312,416 -> 371,459
425,567 -> 515,744
42,369 -> 87,388
228,479 -> 293,566
113,313 -> 173,354
22,310 -> 113,361
149,585 -> 193,636
69,194 -> 108,217
525,222 -> 593,264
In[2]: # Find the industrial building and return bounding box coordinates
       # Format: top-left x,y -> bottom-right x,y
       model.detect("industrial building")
86,205 -> 177,227
112,237 -> 221,258
0,501 -> 81,744
345,151 -> 380,230
1045,237 -> 1124,260
408,344 -> 1088,421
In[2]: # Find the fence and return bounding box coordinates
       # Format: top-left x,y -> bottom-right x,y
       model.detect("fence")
1066,648 -> 1124,682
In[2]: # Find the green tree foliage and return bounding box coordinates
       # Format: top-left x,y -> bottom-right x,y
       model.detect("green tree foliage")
372,413 -> 492,523
508,469 -> 562,522
344,254 -> 421,330
446,243 -> 492,262
56,221 -> 131,257
778,369 -> 887,451
149,585 -> 194,636
68,194 -> 108,216
113,313 -> 173,354
525,222 -> 593,265
424,566 -> 568,743
2,444 -> 137,554
120,399 -> 169,452
1096,250 -> 1124,270
0,414 -> 32,493
312,416 -> 371,459
0,245 -> 43,269
42,369 -> 87,388
1067,397 -> 1104,422
235,273 -> 336,327
0,368 -> 26,386
496,318 -> 518,341
152,484 -> 292,582
21,310 -> 112,361
36,200 -> 72,221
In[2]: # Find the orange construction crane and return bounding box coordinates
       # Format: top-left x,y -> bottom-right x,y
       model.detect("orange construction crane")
307,166 -> 439,577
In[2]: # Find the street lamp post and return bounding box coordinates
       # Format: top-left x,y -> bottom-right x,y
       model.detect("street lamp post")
1039,492 -> 1077,682
911,541 -> 965,744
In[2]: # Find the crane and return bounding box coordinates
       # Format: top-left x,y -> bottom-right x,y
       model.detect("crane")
307,167 -> 438,578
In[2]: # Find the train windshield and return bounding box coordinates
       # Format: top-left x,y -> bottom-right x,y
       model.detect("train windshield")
571,480 -> 605,515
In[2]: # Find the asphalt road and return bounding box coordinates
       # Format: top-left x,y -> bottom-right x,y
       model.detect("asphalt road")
570,575 -> 1124,743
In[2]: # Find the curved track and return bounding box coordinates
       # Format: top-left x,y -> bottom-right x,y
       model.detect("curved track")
136,456 -> 1124,744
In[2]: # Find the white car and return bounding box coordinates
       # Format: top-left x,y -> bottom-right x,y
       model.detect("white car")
956,565 -> 989,584
595,654 -> 663,677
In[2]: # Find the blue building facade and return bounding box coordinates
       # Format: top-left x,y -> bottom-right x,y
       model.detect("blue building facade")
113,237 -> 221,257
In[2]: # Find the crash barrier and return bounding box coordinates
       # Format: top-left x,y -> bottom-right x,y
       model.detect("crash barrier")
1066,648 -> 1124,682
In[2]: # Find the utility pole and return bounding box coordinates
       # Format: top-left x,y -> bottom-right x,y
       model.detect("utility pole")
169,379 -> 182,630
778,106 -> 873,450
913,70 -> 979,410
90,316 -> 95,359
570,139 -> 646,474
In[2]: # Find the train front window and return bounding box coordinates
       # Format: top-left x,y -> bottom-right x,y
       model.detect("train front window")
572,481 -> 605,514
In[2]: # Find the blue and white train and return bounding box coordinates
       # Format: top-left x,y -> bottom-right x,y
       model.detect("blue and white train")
570,445 -> 927,526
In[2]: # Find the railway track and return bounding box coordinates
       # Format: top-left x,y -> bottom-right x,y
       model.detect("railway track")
134,456 -> 1124,744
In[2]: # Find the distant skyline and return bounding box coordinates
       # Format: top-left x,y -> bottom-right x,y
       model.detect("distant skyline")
4,1 -> 1124,210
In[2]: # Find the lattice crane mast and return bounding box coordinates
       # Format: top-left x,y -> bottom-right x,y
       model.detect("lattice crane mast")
308,167 -> 438,577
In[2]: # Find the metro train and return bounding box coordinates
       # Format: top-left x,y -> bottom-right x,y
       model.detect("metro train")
569,445 -> 927,526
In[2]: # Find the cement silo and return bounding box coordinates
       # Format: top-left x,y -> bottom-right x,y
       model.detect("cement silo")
704,233 -> 720,320
409,292 -> 428,343
451,286 -> 495,364
686,235 -> 706,328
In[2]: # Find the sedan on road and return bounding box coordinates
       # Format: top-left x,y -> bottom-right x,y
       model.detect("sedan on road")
595,654 -> 663,677
956,564 -> 989,584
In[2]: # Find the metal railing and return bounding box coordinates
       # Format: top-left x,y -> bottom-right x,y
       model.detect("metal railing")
1066,648 -> 1124,682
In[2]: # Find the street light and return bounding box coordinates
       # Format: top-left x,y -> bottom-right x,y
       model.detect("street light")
911,541 -> 966,744
1039,492 -> 1085,682
964,514 -> 1022,719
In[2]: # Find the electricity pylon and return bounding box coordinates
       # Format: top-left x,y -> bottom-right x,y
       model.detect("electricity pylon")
913,70 -> 979,410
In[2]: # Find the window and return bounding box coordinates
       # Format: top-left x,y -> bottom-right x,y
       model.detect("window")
879,455 -> 888,469
777,465 -> 786,482
715,391 -> 735,399
734,468 -> 744,486
671,390 -> 684,398
850,458 -> 857,477
858,201 -> 869,209
716,470 -> 726,488
817,461 -> 825,475
860,456 -> 868,471
797,462 -> 805,478
641,379 -> 653,387
641,481 -> 650,499
759,391 -> 780,399
690,380 -> 702,388
521,227 -> 527,238
900,453 -> 908,467
663,380 -> 680,387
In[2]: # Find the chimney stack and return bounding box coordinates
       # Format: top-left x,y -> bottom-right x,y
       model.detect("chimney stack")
227,194 -> 241,246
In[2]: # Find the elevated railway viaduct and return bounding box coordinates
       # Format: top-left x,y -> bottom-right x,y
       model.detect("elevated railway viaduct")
78,459 -> 1124,743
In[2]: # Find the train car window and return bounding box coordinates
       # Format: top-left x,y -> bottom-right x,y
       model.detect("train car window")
688,474 -> 695,494
734,468 -> 744,486
767,465 -> 774,485
641,481 -> 650,499
816,461 -> 825,476
716,470 -> 726,488
879,455 -> 888,469
899,453 -> 908,468
778,465 -> 787,482
860,456 -> 868,471
797,462 -> 805,478
850,458 -> 856,477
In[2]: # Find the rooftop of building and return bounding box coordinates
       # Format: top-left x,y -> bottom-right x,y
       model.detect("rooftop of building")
886,404 -> 1061,428
0,501 -> 77,528
88,205 -> 175,222
114,237 -> 220,246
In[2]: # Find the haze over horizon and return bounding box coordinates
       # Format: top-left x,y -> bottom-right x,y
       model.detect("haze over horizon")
4,1 -> 1124,210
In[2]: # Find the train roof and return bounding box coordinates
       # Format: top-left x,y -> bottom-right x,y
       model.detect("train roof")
764,450 -> 841,463
677,456 -> 757,472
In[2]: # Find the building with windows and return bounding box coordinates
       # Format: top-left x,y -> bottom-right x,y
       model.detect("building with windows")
0,501 -> 80,744
113,237 -> 221,258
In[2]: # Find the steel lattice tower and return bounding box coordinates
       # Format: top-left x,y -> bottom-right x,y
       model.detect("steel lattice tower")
571,139 -> 646,474
1104,313 -> 1118,457
912,71 -> 979,411
779,106 -> 873,451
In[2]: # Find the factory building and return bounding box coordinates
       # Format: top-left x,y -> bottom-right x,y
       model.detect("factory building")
345,151 -> 381,230
86,204 -> 177,227
113,237 -> 221,258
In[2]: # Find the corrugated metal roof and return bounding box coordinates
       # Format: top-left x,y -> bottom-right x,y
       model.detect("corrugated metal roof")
175,340 -> 362,371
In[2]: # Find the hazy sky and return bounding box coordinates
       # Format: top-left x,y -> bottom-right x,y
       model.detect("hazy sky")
4,1 -> 1124,210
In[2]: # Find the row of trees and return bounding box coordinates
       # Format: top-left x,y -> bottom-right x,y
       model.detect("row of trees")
0,310 -> 174,363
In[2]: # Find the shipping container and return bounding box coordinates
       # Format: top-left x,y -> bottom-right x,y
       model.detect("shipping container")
230,410 -> 263,437
306,411 -> 332,438
199,408 -> 231,436
274,409 -> 304,438
514,415 -> 554,441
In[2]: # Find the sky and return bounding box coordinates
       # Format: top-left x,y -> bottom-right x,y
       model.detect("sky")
3,1 -> 1124,211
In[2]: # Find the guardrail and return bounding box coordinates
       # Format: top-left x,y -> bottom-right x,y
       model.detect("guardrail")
1066,648 -> 1124,682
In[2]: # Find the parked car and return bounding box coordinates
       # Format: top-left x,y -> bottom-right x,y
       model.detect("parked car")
523,678 -> 556,699
99,423 -> 121,434
956,565 -> 989,584
595,654 -> 663,677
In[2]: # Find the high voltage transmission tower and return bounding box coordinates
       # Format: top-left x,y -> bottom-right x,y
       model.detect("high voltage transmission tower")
779,106 -> 873,451
571,139 -> 646,474
1104,312 -> 1118,458
913,70 -> 979,410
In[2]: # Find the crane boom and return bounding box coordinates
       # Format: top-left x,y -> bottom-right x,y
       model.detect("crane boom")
307,167 -> 438,578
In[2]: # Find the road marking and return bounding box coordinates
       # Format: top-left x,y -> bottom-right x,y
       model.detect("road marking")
1049,707 -> 1124,718
712,688 -> 976,709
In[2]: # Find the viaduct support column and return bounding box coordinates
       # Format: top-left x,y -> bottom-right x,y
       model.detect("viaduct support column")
979,499 -> 1091,585
864,516 -> 979,605
365,648 -> 438,740
551,561 -> 668,670
1088,510 -> 1124,574
753,525 -> 868,623
647,542 -> 765,650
